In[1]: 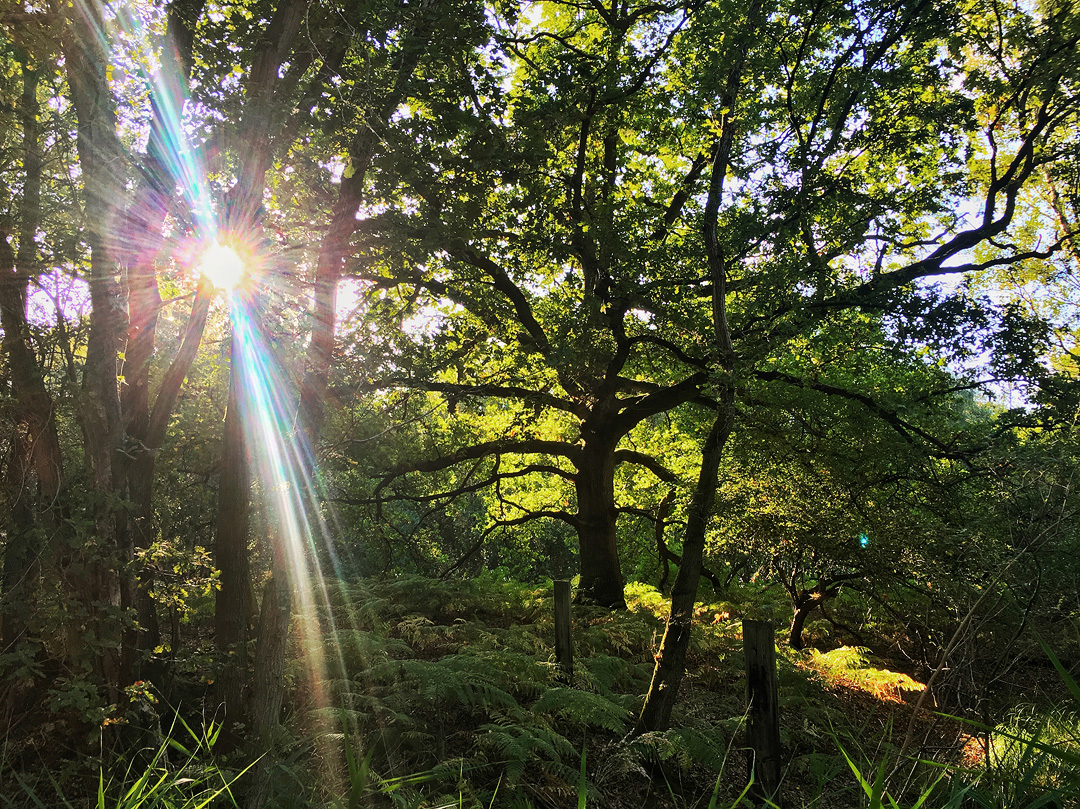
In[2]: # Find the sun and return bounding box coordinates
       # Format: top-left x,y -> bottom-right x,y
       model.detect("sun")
199,241 -> 245,291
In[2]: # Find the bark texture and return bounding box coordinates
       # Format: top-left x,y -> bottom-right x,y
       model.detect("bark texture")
576,427 -> 626,609
119,0 -> 208,680
212,0 -> 308,735
62,0 -> 130,693
634,402 -> 734,733
213,338 -> 254,727
0,62 -> 64,652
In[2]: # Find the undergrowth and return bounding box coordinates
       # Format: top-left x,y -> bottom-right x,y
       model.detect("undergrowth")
7,575 -> 1080,808
0,716 -> 247,809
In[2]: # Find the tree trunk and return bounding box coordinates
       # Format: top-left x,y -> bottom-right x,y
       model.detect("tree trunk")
634,0 -> 759,733
655,489 -> 677,592
246,554 -> 292,809
124,283 -> 212,676
0,61 -> 64,651
63,0 -> 126,492
788,595 -> 816,651
61,5 -> 130,696
118,168 -> 163,681
575,430 -> 626,609
635,401 -> 733,733
214,334 -> 253,730
210,0 -> 307,740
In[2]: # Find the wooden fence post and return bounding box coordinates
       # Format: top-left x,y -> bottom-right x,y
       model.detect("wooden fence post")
744,619 -> 781,800
554,580 -> 573,682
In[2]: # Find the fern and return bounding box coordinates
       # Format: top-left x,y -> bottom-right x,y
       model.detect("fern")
305,574 -> 765,806
366,658 -> 523,719
628,727 -> 728,772
476,722 -> 576,785
532,687 -> 631,735
807,646 -> 924,701
576,653 -> 651,697
326,628 -> 412,678
575,611 -> 662,658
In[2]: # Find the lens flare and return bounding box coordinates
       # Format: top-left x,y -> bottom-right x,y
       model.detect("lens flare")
199,242 -> 245,290
98,0 -> 352,784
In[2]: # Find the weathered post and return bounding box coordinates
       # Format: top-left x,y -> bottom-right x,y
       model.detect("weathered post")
744,619 -> 781,800
554,580 -> 573,682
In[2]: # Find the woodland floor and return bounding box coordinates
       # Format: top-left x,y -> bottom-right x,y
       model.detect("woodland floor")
1,576 -> 1061,809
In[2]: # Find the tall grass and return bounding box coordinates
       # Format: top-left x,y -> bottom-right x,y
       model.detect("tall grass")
2,715 -> 250,809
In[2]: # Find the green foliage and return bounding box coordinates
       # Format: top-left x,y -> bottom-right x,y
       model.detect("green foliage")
531,687 -> 630,735
6,0 -> 1080,803
807,648 -> 924,703
628,727 -> 730,773
987,706 -> 1080,789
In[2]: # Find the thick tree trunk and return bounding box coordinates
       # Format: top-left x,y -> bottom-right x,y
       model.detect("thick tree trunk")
63,0 -> 126,491
788,595 -> 816,651
246,553 -> 292,809
786,578 -> 855,650
786,600 -> 812,648
62,0 -> 130,698
575,431 -> 626,609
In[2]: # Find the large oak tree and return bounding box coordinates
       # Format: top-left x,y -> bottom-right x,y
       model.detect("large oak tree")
338,0 -> 1080,638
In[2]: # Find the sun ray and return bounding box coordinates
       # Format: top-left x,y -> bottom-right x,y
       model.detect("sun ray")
226,292 -> 352,754
101,0 -> 351,776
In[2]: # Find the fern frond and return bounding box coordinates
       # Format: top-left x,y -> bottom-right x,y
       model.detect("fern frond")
532,687 -> 631,735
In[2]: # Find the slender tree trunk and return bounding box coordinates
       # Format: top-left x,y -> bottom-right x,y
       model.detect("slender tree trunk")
210,0 -> 307,739
297,167 -> 362,438
214,334 -> 253,729
634,0 -> 760,733
117,153 -> 167,681
0,61 -> 64,651
654,489 -> 677,592
635,400 -> 734,733
130,282 -> 212,646
246,10 -> 448,798
62,0 -> 131,698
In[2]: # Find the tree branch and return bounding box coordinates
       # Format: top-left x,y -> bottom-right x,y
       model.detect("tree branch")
373,438 -> 584,499
614,449 -> 678,483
